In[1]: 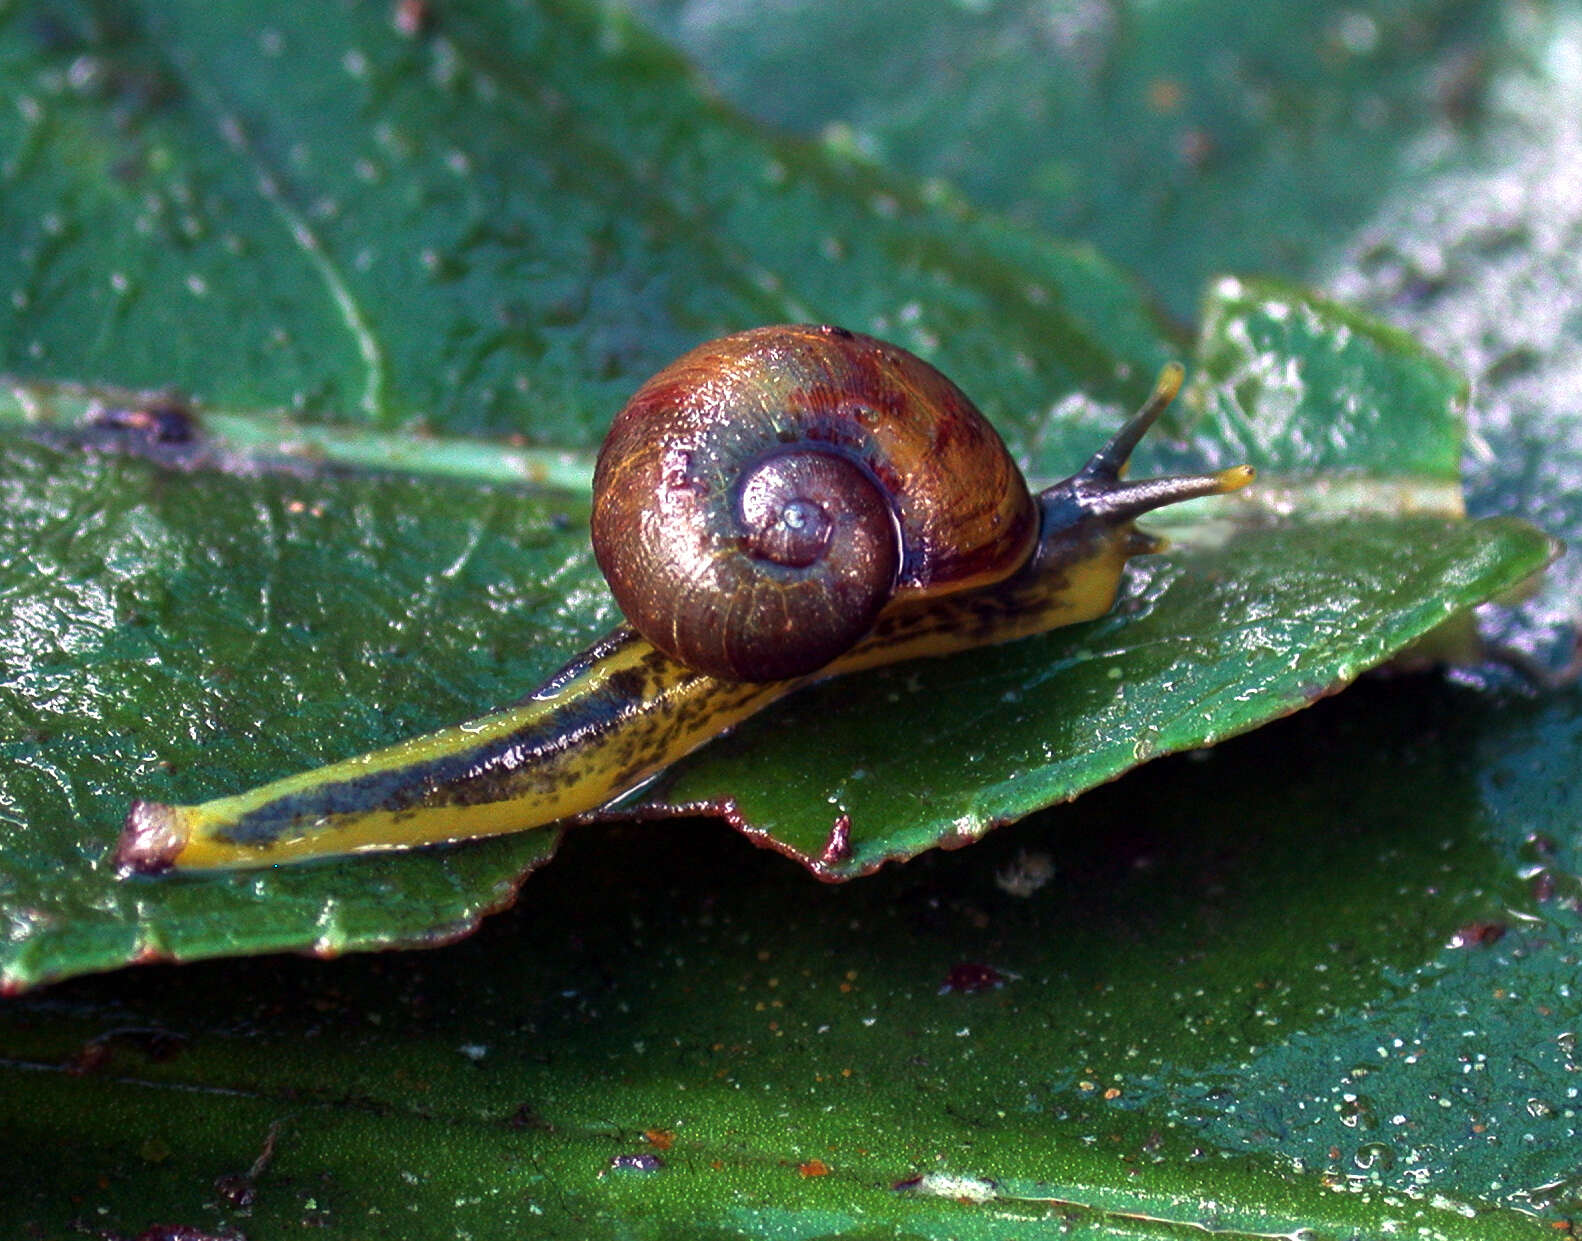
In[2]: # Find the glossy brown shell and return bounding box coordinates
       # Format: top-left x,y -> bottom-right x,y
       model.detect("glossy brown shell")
591,325 -> 1039,682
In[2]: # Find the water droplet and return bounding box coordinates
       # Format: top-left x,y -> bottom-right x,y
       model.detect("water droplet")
1337,1093 -> 1378,1130
1352,1141 -> 1395,1172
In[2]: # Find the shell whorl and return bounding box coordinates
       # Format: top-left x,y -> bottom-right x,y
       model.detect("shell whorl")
591,325 -> 1038,682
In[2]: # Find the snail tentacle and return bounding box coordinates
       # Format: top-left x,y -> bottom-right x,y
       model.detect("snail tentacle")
1080,360 -> 1186,481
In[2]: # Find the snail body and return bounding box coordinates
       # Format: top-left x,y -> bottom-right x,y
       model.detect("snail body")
116,326 -> 1252,873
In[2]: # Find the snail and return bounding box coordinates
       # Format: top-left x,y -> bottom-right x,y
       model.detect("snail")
115,324 -> 1253,874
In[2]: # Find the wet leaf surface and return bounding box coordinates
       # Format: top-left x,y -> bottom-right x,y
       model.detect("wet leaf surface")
3,679 -> 1578,1238
0,276 -> 1548,990
644,515 -> 1554,875
1,1 -> 1578,1237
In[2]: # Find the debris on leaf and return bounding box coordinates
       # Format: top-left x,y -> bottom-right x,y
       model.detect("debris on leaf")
995,849 -> 1054,897
938,962 -> 1006,994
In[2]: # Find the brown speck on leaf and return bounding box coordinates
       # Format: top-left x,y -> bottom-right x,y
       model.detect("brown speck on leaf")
63,1040 -> 112,1076
1449,920 -> 1507,949
938,962 -> 1004,994
1176,127 -> 1215,169
213,1118 -> 282,1208
1147,78 -> 1184,112
393,0 -> 431,37
508,1102 -> 550,1130
995,849 -> 1053,897
89,397 -> 197,444
213,1173 -> 255,1208
65,1026 -> 189,1074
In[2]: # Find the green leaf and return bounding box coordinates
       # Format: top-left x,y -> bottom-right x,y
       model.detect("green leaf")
0,0 -> 1556,990
2,696 -> 1577,1238
625,0 -> 1525,323
0,0 -> 1173,446
1189,275 -> 1467,481
643,515 -> 1553,875
0,268 -> 1552,988
640,272 -> 1542,871
0,0 -> 1175,990
0,439 -> 579,986
1,2 -> 1578,1237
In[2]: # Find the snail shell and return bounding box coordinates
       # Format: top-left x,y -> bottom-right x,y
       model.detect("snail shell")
591,324 -> 1038,681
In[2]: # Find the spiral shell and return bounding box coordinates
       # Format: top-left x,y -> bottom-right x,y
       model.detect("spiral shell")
591,324 -> 1038,681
